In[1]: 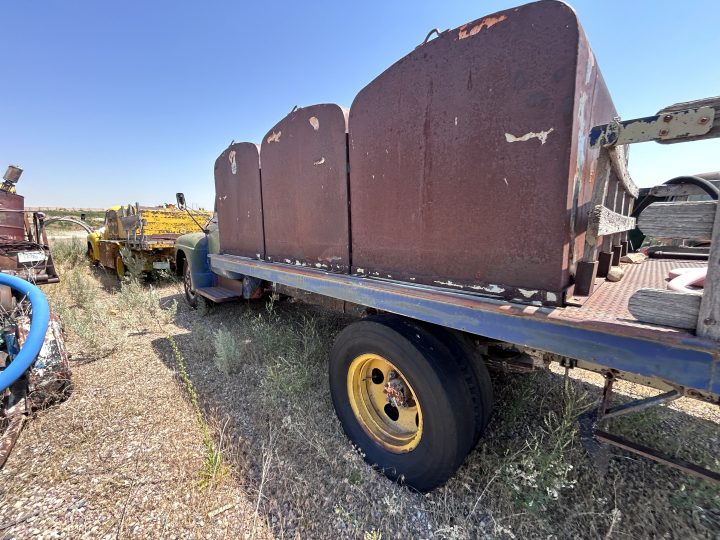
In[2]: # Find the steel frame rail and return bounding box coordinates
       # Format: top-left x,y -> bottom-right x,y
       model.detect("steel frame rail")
210,253 -> 720,399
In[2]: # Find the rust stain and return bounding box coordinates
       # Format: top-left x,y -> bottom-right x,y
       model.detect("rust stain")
458,15 -> 507,40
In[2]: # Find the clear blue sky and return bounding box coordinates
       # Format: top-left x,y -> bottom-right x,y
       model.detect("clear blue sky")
2,0 -> 718,209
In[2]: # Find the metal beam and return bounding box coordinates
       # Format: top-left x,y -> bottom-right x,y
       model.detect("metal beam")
210,254 -> 720,397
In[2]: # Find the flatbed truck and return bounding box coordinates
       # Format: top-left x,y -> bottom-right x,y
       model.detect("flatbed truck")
174,0 -> 719,491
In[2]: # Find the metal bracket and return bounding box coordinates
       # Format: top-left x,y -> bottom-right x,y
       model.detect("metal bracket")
590,106 -> 715,147
559,356 -> 577,369
579,377 -> 720,484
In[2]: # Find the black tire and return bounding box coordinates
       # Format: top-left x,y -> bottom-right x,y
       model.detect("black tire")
421,326 -> 494,446
87,243 -> 98,266
329,315 -> 476,492
183,261 -> 198,309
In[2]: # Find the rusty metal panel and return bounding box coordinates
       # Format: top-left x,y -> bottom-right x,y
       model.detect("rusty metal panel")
348,0 -> 611,305
214,142 -> 265,258
568,26 -> 620,277
0,192 -> 25,240
260,104 -> 350,272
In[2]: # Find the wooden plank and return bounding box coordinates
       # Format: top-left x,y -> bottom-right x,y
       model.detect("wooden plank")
696,200 -> 720,339
588,205 -> 636,237
629,288 -> 702,330
637,201 -> 717,241
608,145 -> 639,198
581,149 -> 612,263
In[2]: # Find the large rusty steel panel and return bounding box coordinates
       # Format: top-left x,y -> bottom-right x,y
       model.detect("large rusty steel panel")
348,0 -> 617,305
214,142 -> 265,258
261,104 -> 350,272
0,191 -> 25,240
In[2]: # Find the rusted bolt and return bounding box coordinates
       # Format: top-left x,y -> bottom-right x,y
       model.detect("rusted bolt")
659,129 -> 669,136
699,117 -> 709,124
663,114 -> 673,122
703,318 -> 717,326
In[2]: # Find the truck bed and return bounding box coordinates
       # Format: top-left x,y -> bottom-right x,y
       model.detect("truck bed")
554,259 -> 702,331
209,253 -> 718,399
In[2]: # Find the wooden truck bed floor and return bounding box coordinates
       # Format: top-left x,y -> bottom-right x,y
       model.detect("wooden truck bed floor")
209,253 -> 719,399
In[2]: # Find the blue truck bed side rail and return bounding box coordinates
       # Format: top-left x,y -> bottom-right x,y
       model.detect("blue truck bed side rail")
209,253 -> 719,398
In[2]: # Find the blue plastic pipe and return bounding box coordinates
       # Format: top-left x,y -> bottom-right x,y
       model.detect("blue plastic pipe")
0,273 -> 50,393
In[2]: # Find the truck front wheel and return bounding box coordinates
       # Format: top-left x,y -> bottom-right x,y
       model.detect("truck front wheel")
329,315 -> 477,492
183,262 -> 198,309
115,255 -> 125,280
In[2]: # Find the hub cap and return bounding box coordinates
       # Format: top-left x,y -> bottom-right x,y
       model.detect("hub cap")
347,354 -> 423,453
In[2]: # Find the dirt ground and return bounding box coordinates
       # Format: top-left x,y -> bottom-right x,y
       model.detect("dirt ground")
0,243 -> 718,539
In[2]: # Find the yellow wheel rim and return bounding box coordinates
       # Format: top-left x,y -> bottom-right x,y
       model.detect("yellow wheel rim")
347,354 -> 423,453
115,256 -> 125,279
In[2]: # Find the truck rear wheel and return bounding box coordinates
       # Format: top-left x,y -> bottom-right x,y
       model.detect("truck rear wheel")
329,315 -> 476,492
421,326 -> 494,446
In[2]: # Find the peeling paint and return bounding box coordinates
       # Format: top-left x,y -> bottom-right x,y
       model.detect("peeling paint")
468,284 -> 505,294
505,128 -> 554,145
585,50 -> 595,85
356,268 -> 365,273
313,157 -> 326,166
518,288 -> 538,298
228,150 -> 237,174
458,15 -> 507,39
266,131 -> 282,144
434,280 -> 465,289
546,292 -> 557,302
309,116 -> 319,130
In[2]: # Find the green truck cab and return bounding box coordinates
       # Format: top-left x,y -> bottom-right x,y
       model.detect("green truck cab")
174,199 -> 260,307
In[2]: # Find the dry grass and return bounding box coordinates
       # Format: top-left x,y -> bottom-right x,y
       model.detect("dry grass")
1,238 -> 718,538
169,298 -> 720,538
0,239 -> 271,538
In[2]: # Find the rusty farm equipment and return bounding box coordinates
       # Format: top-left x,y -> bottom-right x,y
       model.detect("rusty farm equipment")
0,165 -> 71,466
88,203 -> 211,279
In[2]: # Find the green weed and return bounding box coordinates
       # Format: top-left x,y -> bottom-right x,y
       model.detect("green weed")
51,237 -> 87,269
213,327 -> 242,375
167,334 -> 228,489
